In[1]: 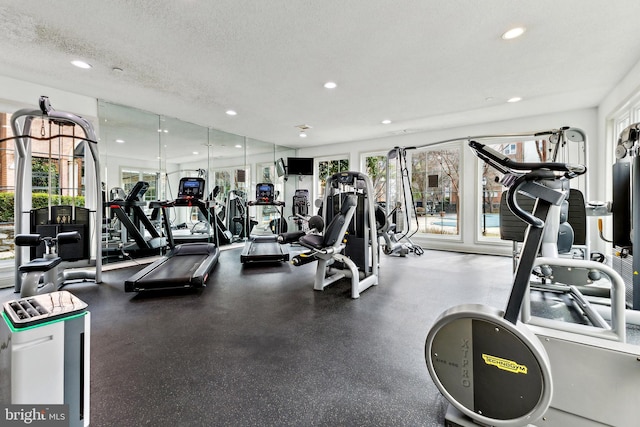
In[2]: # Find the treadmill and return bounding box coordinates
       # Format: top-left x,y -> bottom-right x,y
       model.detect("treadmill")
124,177 -> 220,292
240,183 -> 289,263
104,181 -> 169,257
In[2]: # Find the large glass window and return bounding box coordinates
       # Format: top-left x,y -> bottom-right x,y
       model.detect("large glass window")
411,146 -> 461,236
120,169 -> 158,202
362,153 -> 387,203
316,157 -> 349,197
478,139 -> 549,240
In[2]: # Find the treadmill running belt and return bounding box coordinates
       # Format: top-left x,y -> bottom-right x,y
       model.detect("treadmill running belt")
136,254 -> 209,284
124,243 -> 219,292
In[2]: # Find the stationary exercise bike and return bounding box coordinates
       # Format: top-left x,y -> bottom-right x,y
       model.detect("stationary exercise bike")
425,141 -> 640,426
15,231 -> 81,297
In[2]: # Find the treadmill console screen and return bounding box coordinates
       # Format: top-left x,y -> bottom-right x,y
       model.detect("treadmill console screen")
178,177 -> 206,199
256,183 -> 275,203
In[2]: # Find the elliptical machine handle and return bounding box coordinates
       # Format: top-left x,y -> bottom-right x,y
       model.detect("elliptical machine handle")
469,140 -> 587,176
506,170 -> 558,229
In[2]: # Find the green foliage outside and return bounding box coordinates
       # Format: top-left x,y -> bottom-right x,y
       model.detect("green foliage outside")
32,158 -> 59,191
318,159 -> 349,191
0,192 -> 85,223
365,156 -> 386,201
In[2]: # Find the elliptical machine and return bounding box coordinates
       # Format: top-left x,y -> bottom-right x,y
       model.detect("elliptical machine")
425,141 -> 638,426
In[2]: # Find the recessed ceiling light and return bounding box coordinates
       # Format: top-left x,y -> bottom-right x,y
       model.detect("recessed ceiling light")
234,144 -> 242,148
381,119 -> 392,125
299,132 -> 308,138
507,97 -> 522,103
71,60 -> 92,69
115,139 -> 125,144
323,81 -> 337,89
501,27 -> 526,40
226,110 -> 237,116
193,151 -> 199,155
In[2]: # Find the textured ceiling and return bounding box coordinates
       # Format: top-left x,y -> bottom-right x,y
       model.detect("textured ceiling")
1,0 -> 640,155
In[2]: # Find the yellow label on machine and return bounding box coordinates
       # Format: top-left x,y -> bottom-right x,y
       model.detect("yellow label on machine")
482,354 -> 528,374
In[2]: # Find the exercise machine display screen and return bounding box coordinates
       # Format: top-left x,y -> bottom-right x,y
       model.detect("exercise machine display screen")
178,177 -> 206,199
256,183 -> 275,203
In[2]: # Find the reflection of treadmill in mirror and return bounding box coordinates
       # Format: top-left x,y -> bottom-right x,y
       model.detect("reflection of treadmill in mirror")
171,177 -> 217,245
104,181 -> 167,257
124,177 -> 220,292
240,183 -> 289,263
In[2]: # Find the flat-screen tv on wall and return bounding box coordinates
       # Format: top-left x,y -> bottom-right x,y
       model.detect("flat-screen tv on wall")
287,157 -> 314,176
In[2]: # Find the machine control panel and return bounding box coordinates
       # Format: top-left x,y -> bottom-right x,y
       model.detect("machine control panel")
178,177 -> 206,200
256,183 -> 275,203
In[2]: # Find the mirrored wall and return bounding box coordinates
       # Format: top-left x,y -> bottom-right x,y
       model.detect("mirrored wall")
98,101 -> 296,264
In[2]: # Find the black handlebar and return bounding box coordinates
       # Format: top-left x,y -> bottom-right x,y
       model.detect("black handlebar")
469,141 -> 586,177
469,140 -> 586,228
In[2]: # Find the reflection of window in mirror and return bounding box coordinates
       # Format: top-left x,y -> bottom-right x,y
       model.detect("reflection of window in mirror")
262,166 -> 271,182
214,170 -> 232,196
120,168 -> 158,204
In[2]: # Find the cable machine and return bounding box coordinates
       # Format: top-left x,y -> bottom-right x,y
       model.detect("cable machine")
382,147 -> 424,256
9,96 -> 102,291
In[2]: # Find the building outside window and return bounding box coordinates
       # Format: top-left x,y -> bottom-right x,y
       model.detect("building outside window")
478,139 -> 548,240
411,146 -> 461,236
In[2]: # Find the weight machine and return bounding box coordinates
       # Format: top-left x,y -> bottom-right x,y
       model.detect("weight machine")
292,171 -> 379,298
8,96 -> 102,293
381,147 -> 423,256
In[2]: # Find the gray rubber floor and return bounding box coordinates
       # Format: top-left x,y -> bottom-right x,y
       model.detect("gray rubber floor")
1,248 -> 514,426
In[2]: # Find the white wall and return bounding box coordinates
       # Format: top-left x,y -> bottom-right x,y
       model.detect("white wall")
0,75 -> 97,118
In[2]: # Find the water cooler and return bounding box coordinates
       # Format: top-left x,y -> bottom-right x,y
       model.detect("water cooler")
0,291 -> 90,426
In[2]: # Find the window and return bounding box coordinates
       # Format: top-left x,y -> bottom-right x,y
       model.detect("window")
121,169 -> 158,201
411,146 -> 461,236
362,153 -> 387,203
213,167 -> 249,201
616,114 -> 630,136
503,143 -> 517,155
478,139 -> 548,240
316,157 -> 349,197
32,157 -> 60,194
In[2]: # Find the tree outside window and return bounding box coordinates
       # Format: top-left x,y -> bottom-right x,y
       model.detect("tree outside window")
411,147 -> 460,235
479,139 -> 548,239
317,158 -> 349,197
364,155 -> 387,202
